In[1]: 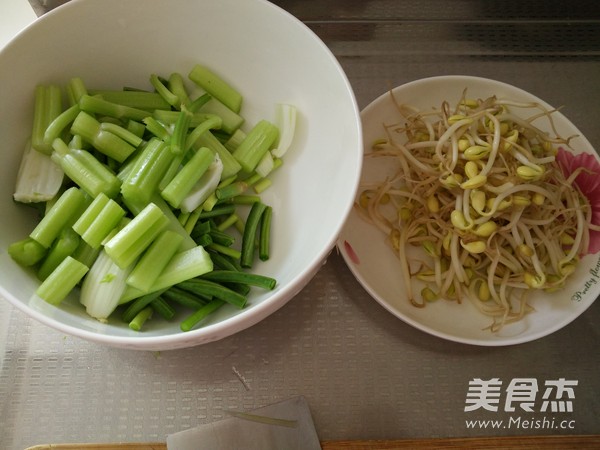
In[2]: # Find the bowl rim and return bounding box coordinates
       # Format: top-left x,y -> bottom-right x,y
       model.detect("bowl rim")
0,0 -> 363,350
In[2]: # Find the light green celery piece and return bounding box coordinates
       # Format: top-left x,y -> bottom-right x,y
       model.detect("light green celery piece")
37,227 -> 81,281
31,84 -> 63,155
70,111 -> 137,163
36,256 -> 89,306
71,239 -> 101,268
170,106 -> 194,155
188,64 -> 242,113
72,193 -> 126,249
121,138 -> 174,208
103,202 -> 169,269
161,146 -> 215,209
29,187 -> 87,248
8,237 -> 47,267
224,128 -> 247,152
127,120 -> 146,138
168,72 -> 191,108
51,138 -> 121,199
79,94 -> 151,122
271,103 -> 298,158
126,230 -> 184,292
184,115 -> 223,152
88,90 -> 171,111
121,245 -> 214,302
254,150 -> 275,178
232,120 -> 279,172
67,77 -> 88,105
99,122 -> 143,148
13,140 -> 64,203
150,74 -> 179,108
80,250 -> 133,320
43,104 -> 81,146
145,194 -> 197,251
198,97 -> 244,134
194,131 -> 241,179
179,153 -> 223,214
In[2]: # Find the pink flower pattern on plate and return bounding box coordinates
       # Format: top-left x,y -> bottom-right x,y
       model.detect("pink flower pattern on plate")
556,147 -> 600,255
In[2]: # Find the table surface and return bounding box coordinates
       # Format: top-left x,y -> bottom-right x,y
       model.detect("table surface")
2,1 -> 600,449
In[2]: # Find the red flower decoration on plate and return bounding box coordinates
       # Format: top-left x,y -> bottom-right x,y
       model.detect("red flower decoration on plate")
556,147 -> 600,255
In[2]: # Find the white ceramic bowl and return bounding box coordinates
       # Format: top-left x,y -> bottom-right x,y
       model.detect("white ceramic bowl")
0,0 -> 362,350
338,75 -> 600,346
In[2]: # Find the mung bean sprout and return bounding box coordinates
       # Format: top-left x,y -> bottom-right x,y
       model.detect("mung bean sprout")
357,90 -> 596,331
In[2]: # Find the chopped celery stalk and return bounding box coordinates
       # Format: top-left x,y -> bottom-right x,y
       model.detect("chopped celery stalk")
188,64 -> 242,113
232,120 -> 279,172
31,85 -> 63,154
78,94 -> 151,121
127,120 -> 146,138
179,153 -> 223,214
29,187 -> 87,248
129,306 -> 153,331
104,202 -> 169,269
71,111 -> 137,162
37,227 -> 81,281
271,103 -> 298,158
43,104 -> 81,146
99,122 -> 143,147
143,116 -> 172,141
161,147 -> 215,209
121,138 -> 174,208
36,256 -> 89,305
152,109 -> 217,127
150,74 -> 180,107
184,115 -> 223,152
88,90 -> 171,110
254,150 -> 275,178
72,193 -> 126,249
188,93 -> 212,113
198,97 -> 244,134
240,201 -> 268,268
67,77 -> 88,105
51,138 -> 121,199
126,230 -> 184,292
121,245 -> 214,302
224,128 -> 247,152
170,107 -> 194,155
253,177 -> 273,194
71,240 -> 101,268
13,140 -> 64,203
131,194 -> 197,251
180,299 -> 225,332
194,131 -> 241,179
215,181 -> 247,201
8,237 -> 47,267
80,250 -> 133,320
168,72 -> 191,108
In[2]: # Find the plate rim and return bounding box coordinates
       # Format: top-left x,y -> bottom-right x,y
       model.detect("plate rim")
337,74 -> 600,347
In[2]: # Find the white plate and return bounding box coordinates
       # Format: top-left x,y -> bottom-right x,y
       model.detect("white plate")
337,75 -> 600,346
